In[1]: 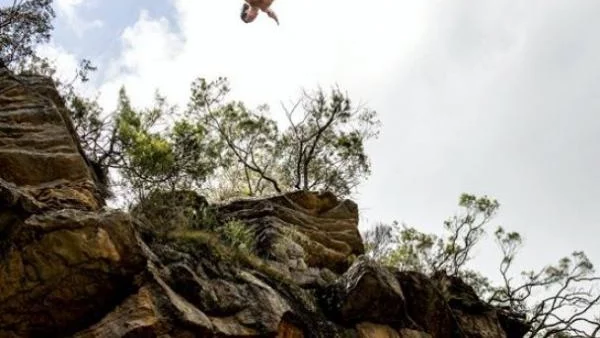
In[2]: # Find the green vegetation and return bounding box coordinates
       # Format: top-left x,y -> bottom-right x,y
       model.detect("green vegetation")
1,0 -> 54,70
170,229 -> 292,284
188,78 -> 380,198
215,219 -> 256,253
70,79 -> 379,203
364,193 -> 600,337
136,193 -> 208,231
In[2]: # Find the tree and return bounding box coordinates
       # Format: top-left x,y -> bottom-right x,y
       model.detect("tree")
0,0 -> 95,83
279,87 -> 380,196
363,193 -> 600,337
75,87 -> 222,202
188,77 -> 380,198
188,77 -> 283,197
364,194 -> 498,291
0,0 -> 55,69
490,228 -> 600,337
69,77 -> 379,203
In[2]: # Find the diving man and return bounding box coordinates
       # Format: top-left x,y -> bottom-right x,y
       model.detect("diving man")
240,0 -> 279,25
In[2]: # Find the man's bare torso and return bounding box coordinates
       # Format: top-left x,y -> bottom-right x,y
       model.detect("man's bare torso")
246,0 -> 274,11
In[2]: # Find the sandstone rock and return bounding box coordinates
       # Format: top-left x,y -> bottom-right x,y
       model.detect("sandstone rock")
144,233 -> 353,337
0,68 -> 144,336
218,190 -> 364,274
0,68 -> 103,208
278,320 -> 305,338
398,329 -> 433,338
497,309 -> 530,338
451,310 -> 507,338
148,235 -> 292,335
132,189 -> 349,289
74,286 -> 193,338
0,210 -> 146,337
434,273 -> 508,338
320,256 -> 409,326
356,322 -> 400,338
395,271 -> 459,338
74,256 -> 215,338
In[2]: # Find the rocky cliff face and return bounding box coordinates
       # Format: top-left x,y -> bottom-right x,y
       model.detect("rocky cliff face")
0,67 -> 145,337
0,67 -> 528,338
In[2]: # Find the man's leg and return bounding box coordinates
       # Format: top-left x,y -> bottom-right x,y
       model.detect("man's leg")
265,8 -> 279,25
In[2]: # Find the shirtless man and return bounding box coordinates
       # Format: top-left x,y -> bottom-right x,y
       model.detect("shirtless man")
240,0 -> 279,25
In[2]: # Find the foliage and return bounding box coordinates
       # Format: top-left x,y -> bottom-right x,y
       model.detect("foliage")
131,190 -> 215,239
215,219 -> 256,253
171,229 -> 293,285
363,193 -> 600,337
489,228 -> 600,337
365,194 -> 499,280
188,77 -> 282,197
66,86 -> 222,202
170,230 -> 237,263
363,221 -> 397,262
188,77 -> 380,198
0,0 -> 54,69
65,76 -> 379,203
279,86 -> 380,195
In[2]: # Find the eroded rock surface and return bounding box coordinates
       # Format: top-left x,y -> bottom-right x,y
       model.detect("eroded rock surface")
320,256 -> 409,326
0,65 -> 530,338
433,273 -> 527,338
0,68 -> 103,206
0,68 -> 145,337
218,190 -> 364,274
395,271 -> 459,338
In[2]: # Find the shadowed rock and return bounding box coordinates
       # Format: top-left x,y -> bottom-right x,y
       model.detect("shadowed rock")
320,256 -> 410,326
0,204 -> 146,337
395,271 -> 460,338
434,273 -> 518,338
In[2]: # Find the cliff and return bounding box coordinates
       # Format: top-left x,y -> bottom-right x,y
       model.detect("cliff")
0,67 -> 528,338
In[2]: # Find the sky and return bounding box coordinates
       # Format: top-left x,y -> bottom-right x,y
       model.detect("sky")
11,0 -> 600,286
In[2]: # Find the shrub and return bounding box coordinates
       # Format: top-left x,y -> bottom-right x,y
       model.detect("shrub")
216,219 -> 256,253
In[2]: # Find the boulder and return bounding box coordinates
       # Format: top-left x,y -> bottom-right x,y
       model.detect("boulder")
218,190 -> 364,274
277,320 -> 305,338
395,271 -> 460,338
497,309 -> 531,338
357,323 -> 401,338
434,273 -> 508,338
74,285 -> 210,338
320,256 -> 409,326
399,329 -> 433,338
0,208 -> 146,337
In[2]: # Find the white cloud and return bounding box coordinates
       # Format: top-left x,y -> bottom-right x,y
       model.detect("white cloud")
36,43 -> 79,79
35,43 -> 99,97
96,0 -> 433,113
55,0 -> 103,36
